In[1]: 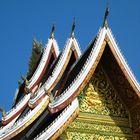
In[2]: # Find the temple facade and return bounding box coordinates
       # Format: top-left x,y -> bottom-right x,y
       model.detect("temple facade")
0,7 -> 140,140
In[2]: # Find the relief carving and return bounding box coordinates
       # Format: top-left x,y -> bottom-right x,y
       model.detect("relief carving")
60,64 -> 133,139
104,56 -> 139,108
79,65 -> 128,118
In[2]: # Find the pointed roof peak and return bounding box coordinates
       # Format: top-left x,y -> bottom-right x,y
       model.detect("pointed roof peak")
103,0 -> 109,28
50,24 -> 55,39
71,17 -> 76,39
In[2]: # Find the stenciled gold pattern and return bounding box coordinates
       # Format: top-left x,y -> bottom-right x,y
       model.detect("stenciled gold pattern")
60,64 -> 132,140
60,132 -> 132,140
68,121 -> 132,134
79,65 -> 128,118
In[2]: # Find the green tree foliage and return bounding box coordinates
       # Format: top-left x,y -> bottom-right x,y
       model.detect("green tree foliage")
0,107 -> 6,117
27,38 -> 43,79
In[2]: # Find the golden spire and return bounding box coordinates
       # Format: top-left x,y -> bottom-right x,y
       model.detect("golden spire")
103,0 -> 109,28
71,17 -> 76,38
50,24 -> 55,39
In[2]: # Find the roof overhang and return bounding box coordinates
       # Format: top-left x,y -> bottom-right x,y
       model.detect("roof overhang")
49,27 -> 140,113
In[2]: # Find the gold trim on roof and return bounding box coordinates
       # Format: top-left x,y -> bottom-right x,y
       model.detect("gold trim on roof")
4,98 -> 49,140
105,35 -> 139,97
50,107 -> 79,140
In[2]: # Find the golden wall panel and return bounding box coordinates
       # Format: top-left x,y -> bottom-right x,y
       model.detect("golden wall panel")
60,64 -> 133,140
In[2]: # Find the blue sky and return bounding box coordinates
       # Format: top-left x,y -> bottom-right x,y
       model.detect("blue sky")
0,0 -> 139,114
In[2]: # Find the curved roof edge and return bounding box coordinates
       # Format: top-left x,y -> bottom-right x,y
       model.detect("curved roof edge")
0,115 -> 20,135
34,98 -> 79,140
2,38 -> 60,125
106,28 -> 140,93
28,36 -> 81,107
49,26 -> 140,113
0,96 -> 49,140
27,38 -> 60,90
1,94 -> 30,124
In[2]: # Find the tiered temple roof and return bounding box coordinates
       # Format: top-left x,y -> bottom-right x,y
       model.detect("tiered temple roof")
0,7 -> 140,140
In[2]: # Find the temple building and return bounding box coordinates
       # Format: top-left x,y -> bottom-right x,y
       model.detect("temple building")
0,6 -> 140,140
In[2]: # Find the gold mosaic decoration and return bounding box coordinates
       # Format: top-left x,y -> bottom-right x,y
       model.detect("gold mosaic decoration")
60,64 -> 133,140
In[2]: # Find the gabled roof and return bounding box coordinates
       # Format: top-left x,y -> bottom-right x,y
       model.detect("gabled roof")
0,37 -> 59,125
33,25 -> 140,139
1,12 -> 140,140
28,35 -> 81,108
0,96 -> 49,140
0,33 -> 81,140
26,37 -> 60,91
1,93 -> 30,125
106,28 -> 140,93
49,26 -> 140,113
34,98 -> 79,140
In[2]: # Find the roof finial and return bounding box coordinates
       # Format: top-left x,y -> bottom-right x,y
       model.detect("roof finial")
71,17 -> 76,38
103,0 -> 109,28
50,24 -> 55,39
